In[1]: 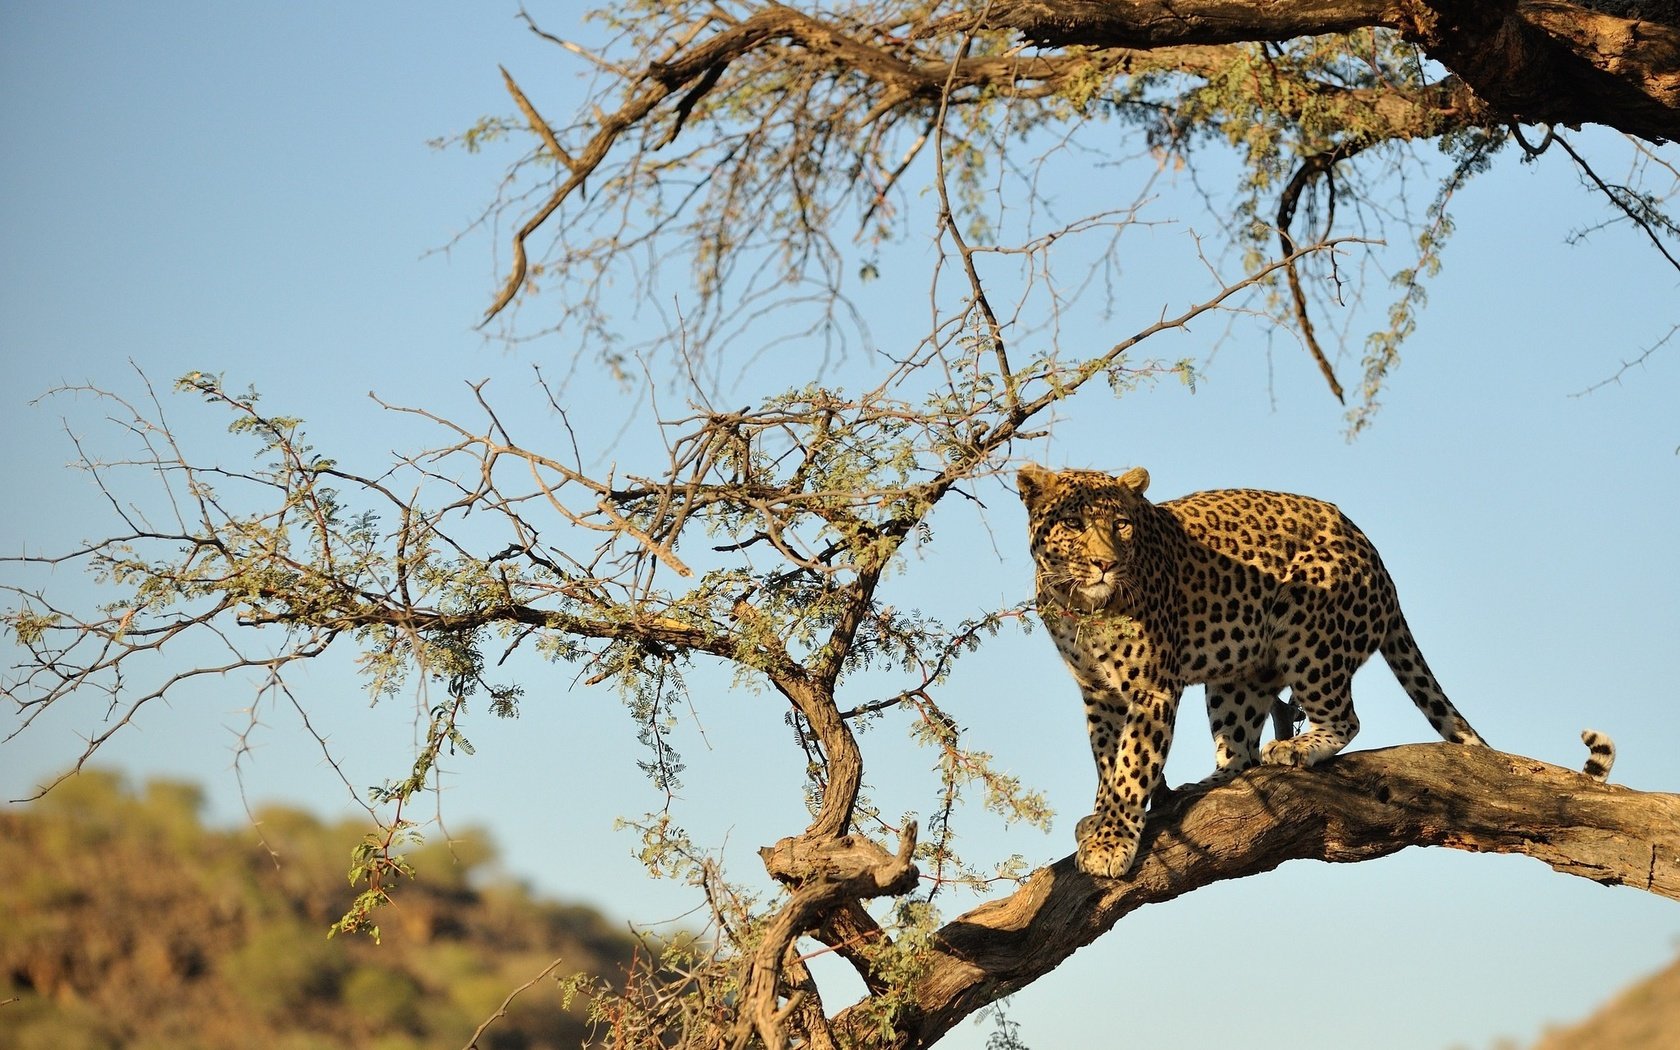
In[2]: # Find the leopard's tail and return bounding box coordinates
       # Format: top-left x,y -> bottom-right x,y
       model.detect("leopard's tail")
1379,616 -> 1488,747
1579,729 -> 1615,782
1384,622 -> 1615,779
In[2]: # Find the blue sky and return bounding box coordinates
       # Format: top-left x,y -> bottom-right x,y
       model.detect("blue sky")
3,6 -> 1678,1050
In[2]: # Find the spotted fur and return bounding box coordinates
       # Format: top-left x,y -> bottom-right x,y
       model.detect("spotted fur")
1020,463 -> 1488,879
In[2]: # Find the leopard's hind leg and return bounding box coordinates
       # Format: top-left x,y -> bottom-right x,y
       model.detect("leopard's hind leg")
1260,675 -> 1360,768
1199,677 -> 1279,784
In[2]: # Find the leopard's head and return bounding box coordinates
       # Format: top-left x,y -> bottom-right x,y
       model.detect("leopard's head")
1018,464 -> 1152,612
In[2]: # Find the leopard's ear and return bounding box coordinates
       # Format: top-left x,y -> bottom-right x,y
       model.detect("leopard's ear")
1118,466 -> 1150,494
1017,464 -> 1060,510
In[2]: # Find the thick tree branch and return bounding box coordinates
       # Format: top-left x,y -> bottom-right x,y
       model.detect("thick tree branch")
830,743 -> 1679,1047
990,0 -> 1680,141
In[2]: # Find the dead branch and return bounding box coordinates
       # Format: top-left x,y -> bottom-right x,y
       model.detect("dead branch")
462,955 -> 570,1050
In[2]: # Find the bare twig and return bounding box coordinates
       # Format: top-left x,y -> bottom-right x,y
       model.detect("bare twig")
1556,132 -> 1680,273
462,955 -> 571,1050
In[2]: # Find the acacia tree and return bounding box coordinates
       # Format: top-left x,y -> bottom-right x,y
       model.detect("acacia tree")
5,3 -> 1680,1048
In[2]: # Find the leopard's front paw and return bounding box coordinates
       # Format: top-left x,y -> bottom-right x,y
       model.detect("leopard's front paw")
1074,822 -> 1140,879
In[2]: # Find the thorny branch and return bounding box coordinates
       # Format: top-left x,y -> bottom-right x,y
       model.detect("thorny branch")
9,4 -> 1680,1048
4,237 -> 1349,1040
473,2 -> 1677,426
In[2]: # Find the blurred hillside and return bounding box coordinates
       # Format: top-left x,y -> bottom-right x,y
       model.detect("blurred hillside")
0,771 -> 642,1050
1530,952 -> 1680,1050
6,770 -> 1672,1050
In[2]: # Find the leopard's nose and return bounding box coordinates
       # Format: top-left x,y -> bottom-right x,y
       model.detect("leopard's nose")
1089,558 -> 1116,574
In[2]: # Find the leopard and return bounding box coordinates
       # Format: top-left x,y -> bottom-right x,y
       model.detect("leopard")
1018,463 -> 1613,881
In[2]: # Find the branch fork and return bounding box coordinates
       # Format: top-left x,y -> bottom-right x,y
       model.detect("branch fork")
738,823 -> 922,1050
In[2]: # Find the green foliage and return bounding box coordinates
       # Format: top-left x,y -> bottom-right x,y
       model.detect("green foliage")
1349,126 -> 1508,433
4,607 -> 57,646
4,328 -> 1196,1043
428,115 -> 518,155
852,899 -> 941,1041
0,772 -> 640,1050
19,8 -> 1674,1045
981,998 -> 1031,1050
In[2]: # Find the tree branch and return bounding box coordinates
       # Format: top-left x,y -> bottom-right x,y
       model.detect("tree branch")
832,743 -> 1679,1047
746,824 -> 921,1050
989,0 -> 1680,141
1276,142 -> 1366,404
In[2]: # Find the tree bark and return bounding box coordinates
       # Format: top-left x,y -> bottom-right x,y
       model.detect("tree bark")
990,0 -> 1680,141
829,743 -> 1679,1047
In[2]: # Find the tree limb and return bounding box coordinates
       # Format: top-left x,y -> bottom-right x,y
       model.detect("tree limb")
480,3 -> 1491,325
989,0 -> 1680,141
1277,142 -> 1365,403
831,743 -> 1679,1047
745,824 -> 921,1050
